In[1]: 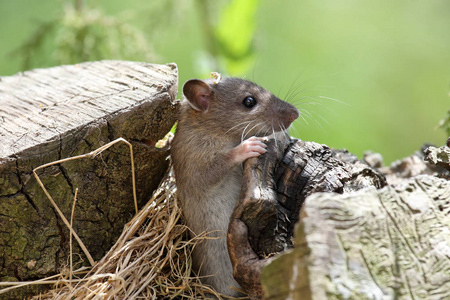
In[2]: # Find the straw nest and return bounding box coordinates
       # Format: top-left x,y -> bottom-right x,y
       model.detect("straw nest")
0,137 -> 246,299
30,170 -> 235,299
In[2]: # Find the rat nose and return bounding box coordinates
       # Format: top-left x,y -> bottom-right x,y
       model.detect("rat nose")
281,107 -> 299,128
289,108 -> 299,123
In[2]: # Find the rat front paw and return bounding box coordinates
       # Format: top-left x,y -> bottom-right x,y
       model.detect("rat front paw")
232,137 -> 267,164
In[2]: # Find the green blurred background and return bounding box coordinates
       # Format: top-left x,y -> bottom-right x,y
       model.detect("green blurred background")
1,0 -> 449,164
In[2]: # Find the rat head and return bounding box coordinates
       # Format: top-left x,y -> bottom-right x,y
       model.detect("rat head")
182,77 -> 299,141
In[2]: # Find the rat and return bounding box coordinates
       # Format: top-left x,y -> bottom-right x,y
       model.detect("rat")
170,76 -> 299,297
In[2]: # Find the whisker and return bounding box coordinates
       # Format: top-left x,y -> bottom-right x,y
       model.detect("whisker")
289,96 -> 322,106
302,111 -> 327,133
241,121 -> 254,143
289,123 -> 301,139
285,86 -> 313,103
282,123 -> 290,141
275,122 -> 284,142
299,108 -> 315,118
271,122 -> 278,148
292,95 -> 345,112
318,95 -> 348,106
301,106 -> 330,125
313,112 -> 331,126
299,99 -> 339,113
289,94 -> 334,106
286,84 -> 336,101
306,110 -> 329,129
244,122 -> 263,140
254,125 -> 266,138
283,71 -> 306,101
283,124 -> 290,140
294,98 -> 339,125
297,109 -> 311,125
225,120 -> 252,135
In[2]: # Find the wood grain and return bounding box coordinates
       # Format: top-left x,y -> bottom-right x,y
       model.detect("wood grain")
228,139 -> 387,299
0,61 -> 179,299
1,61 -> 178,157
261,172 -> 450,299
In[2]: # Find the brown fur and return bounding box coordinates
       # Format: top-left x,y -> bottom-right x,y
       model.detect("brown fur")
171,77 -> 298,297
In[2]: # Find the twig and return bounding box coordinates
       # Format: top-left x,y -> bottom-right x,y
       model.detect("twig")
0,267 -> 89,295
70,188 -> 79,283
32,137 -> 138,267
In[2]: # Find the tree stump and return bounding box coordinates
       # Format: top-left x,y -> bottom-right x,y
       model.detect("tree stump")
228,138 -> 450,299
0,61 -> 179,299
261,175 -> 450,300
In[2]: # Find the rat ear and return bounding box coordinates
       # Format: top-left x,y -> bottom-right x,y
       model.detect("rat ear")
182,79 -> 212,112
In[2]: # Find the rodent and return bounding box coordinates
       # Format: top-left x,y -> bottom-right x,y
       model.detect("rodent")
170,76 -> 299,297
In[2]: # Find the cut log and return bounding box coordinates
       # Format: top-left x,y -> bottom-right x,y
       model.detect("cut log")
0,61 -> 179,299
228,139 -> 450,299
228,139 -> 387,298
261,175 -> 450,299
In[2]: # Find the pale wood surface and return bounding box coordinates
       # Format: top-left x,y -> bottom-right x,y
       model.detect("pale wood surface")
229,138 -> 449,299
1,60 -> 178,157
228,139 -> 387,299
261,175 -> 450,300
0,61 -> 179,299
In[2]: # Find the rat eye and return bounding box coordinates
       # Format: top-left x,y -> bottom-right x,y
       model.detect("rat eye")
243,96 -> 257,108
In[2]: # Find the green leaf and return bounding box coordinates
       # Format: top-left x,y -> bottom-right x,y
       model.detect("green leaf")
215,0 -> 259,58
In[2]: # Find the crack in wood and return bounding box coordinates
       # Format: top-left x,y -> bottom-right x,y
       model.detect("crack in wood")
0,62 -> 179,298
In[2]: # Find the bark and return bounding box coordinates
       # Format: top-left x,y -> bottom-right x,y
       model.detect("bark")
0,61 -> 179,299
424,145 -> 450,172
262,175 -> 450,300
228,138 -> 450,299
228,139 -> 387,299
379,144 -> 450,185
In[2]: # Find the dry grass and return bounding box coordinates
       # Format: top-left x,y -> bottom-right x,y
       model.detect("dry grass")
32,170 -> 227,299
0,137 -> 242,299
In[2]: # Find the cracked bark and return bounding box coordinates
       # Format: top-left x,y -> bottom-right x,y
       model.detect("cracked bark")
0,61 -> 180,300
228,139 -> 387,299
227,138 -> 450,299
15,160 -> 39,213
58,165 -> 75,196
